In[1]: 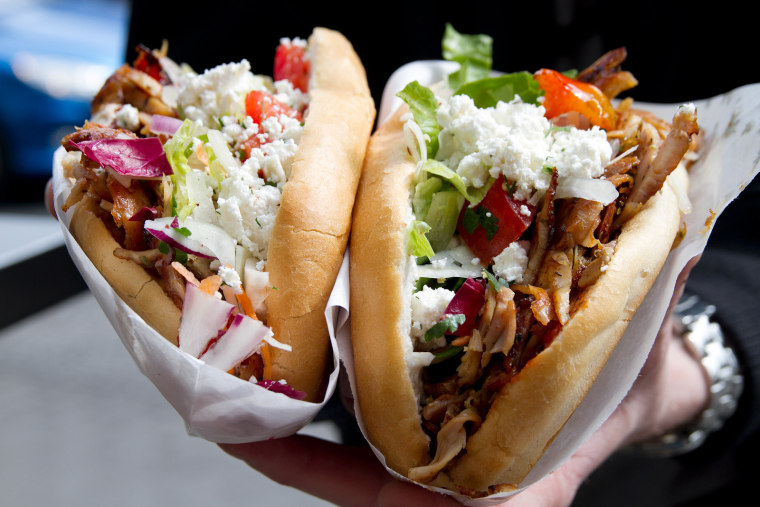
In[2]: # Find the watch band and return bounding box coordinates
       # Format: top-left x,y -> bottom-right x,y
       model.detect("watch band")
633,292 -> 744,457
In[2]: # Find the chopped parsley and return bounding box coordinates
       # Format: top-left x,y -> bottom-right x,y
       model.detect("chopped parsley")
462,205 -> 499,239
424,313 -> 466,342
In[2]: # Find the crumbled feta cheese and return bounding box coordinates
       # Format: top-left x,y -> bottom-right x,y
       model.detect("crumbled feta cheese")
169,56 -> 309,287
410,286 -> 455,344
217,169 -> 282,262
177,60 -> 265,127
217,263 -> 242,291
283,37 -> 307,47
437,95 -> 552,199
492,242 -> 528,283
433,94 -> 613,201
273,79 -> 308,112
115,104 -> 140,131
546,126 -> 612,181
90,103 -> 140,131
221,115 -> 258,146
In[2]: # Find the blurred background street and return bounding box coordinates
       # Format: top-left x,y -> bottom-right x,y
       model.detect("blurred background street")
0,1 -> 337,505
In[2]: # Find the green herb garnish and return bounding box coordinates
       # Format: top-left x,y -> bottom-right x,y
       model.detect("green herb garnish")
424,313 -> 466,342
462,205 -> 499,240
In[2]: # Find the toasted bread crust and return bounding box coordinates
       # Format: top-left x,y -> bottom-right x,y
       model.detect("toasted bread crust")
350,107 -> 432,472
265,27 -> 375,402
69,195 -> 182,344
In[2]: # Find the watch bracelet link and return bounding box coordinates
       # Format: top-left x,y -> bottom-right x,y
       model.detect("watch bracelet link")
632,293 -> 744,457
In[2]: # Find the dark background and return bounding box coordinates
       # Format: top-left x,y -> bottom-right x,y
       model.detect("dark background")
126,0 -> 758,108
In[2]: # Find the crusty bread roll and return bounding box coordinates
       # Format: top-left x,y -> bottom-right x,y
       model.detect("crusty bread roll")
267,27 -> 375,401
350,100 -> 689,494
350,107 -> 430,472
66,27 -> 374,403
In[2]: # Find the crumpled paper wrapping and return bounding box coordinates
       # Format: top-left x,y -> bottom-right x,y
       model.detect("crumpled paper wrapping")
331,61 -> 760,504
53,147 -> 341,443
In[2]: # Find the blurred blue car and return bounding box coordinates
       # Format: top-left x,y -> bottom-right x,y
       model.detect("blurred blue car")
0,0 -> 129,198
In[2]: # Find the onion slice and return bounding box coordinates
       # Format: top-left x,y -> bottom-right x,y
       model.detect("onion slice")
179,282 -> 235,358
255,380 -> 307,400
144,216 -> 237,267
69,137 -> 173,179
150,114 -> 184,136
200,313 -> 270,372
556,176 -> 619,205
444,278 -> 487,337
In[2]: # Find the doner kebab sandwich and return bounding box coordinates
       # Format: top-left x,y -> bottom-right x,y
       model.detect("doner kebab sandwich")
349,24 -> 698,496
58,27 -> 374,403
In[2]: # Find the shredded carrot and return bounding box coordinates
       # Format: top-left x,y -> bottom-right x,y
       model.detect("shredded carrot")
172,261 -> 200,286
199,274 -> 222,295
195,142 -> 209,166
235,291 -> 258,320
260,343 -> 272,379
220,285 -> 239,306
235,288 -> 272,379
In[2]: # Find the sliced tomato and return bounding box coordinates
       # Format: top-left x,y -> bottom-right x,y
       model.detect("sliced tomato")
274,41 -> 310,93
457,175 -> 535,264
133,45 -> 168,84
244,90 -> 303,125
240,133 -> 265,160
534,68 -> 617,130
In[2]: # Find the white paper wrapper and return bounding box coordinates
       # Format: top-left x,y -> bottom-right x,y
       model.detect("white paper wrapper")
332,61 -> 760,504
52,147 -> 341,443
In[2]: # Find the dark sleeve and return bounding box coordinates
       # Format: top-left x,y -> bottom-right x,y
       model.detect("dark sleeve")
685,176 -> 760,455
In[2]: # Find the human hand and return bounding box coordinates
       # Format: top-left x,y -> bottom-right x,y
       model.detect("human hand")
225,257 -> 706,507
45,178 -> 56,219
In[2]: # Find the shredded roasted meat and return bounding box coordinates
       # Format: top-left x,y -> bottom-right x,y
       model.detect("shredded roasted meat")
415,48 -> 700,478
617,105 -> 699,225
92,64 -> 175,119
577,47 -> 639,99
62,118 -> 182,307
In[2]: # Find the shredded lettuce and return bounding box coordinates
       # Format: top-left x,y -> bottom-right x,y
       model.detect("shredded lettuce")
424,189 -> 464,252
422,159 -> 492,205
442,24 -> 543,108
403,24 -> 545,262
408,220 -> 436,259
442,23 -> 493,90
164,119 -> 205,219
409,150 -> 493,256
413,176 -> 443,220
397,81 -> 441,158
201,135 -> 227,186
455,72 -> 543,108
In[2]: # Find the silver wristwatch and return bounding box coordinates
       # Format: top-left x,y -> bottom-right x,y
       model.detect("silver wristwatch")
634,293 -> 744,457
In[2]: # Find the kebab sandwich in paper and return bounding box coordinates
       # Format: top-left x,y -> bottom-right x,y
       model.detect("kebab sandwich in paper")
57,27 -> 374,403
349,25 -> 698,496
